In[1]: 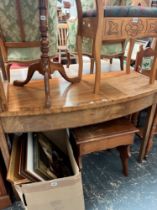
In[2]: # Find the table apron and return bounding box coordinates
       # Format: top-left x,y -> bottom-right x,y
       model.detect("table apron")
1,93 -> 157,133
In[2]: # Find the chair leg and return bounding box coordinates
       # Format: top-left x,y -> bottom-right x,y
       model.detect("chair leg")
0,59 -> 8,80
44,70 -> 51,108
66,51 -> 71,68
110,58 -> 113,64
117,145 -> 131,176
49,61 -> 80,83
13,62 -> 43,86
90,58 -> 95,74
119,56 -> 124,71
76,35 -> 83,80
94,41 -> 101,93
6,64 -> 12,82
145,108 -> 157,158
78,156 -> 82,170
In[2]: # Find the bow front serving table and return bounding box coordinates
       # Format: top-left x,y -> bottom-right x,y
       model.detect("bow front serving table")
1,71 -> 157,168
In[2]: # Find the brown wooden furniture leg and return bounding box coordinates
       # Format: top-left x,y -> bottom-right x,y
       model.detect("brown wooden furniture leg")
119,55 -> 124,71
13,62 -> 42,86
44,70 -> 51,108
76,35 -> 83,80
0,54 -> 7,80
138,104 -> 157,162
126,39 -> 135,74
145,107 -> 157,157
66,51 -> 71,68
94,36 -> 102,93
0,124 -> 10,169
94,52 -> 101,93
110,58 -> 113,64
117,145 -> 130,176
90,58 -> 95,74
50,62 -> 80,83
6,64 -> 12,82
13,61 -> 81,87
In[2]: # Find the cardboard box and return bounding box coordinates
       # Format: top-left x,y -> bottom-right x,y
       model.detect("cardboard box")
14,130 -> 85,210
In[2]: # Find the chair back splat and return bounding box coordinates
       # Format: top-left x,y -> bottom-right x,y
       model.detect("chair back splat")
75,0 -> 157,93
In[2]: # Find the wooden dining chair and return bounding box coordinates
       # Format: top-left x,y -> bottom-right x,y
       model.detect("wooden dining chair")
67,0 -> 133,73
134,45 -> 156,77
75,0 -> 157,93
70,118 -> 139,176
133,45 -> 157,156
58,23 -> 69,64
0,0 -> 79,107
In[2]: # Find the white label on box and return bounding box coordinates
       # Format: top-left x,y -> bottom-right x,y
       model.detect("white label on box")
50,181 -> 58,187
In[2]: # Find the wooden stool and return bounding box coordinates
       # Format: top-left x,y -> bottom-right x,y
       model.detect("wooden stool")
70,118 -> 138,176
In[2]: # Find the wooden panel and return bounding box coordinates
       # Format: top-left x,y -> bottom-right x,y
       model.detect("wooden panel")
79,134 -> 134,155
102,17 -> 157,41
5,41 -> 40,48
82,18 -> 97,38
1,93 -> 156,133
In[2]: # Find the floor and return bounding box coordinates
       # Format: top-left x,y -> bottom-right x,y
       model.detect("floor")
3,60 -> 157,210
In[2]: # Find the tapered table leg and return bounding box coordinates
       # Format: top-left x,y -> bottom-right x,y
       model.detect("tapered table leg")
138,104 -> 157,162
0,124 -> 10,169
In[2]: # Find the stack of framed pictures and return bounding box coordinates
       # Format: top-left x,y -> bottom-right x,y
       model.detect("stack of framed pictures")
7,133 -> 73,185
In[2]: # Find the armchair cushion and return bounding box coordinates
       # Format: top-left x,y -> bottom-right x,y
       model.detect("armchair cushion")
83,6 -> 157,18
0,0 -> 58,62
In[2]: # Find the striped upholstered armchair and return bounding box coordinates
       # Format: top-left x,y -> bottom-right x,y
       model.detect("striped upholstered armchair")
0,0 -> 57,81
0,0 -> 79,107
67,0 -> 132,73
